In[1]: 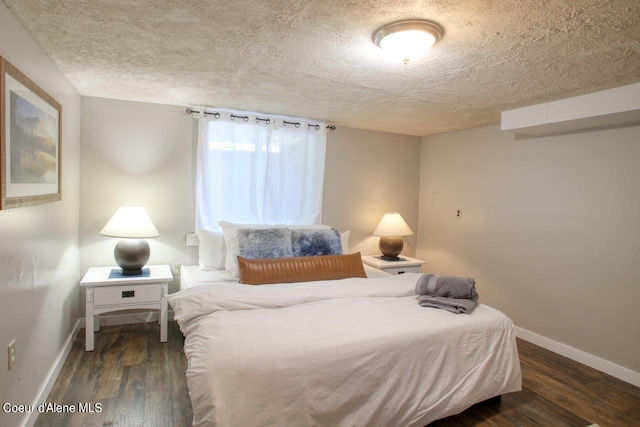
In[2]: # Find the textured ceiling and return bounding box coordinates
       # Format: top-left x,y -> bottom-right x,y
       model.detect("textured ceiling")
3,0 -> 640,136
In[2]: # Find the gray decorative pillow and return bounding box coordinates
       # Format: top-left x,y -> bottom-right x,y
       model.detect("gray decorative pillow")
291,227 -> 343,257
237,228 -> 293,259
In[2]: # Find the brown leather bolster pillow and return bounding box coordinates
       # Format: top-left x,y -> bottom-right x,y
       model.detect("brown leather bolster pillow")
238,252 -> 367,285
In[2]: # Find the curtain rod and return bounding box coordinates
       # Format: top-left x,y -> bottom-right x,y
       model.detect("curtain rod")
186,108 -> 336,131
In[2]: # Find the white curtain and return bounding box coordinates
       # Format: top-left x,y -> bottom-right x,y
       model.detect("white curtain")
195,109 -> 327,230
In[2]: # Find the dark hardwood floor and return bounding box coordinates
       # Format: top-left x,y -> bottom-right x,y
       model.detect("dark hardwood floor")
35,321 -> 191,427
36,321 -> 639,426
432,338 -> 640,427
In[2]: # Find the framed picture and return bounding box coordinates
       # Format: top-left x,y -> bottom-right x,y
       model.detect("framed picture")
0,55 -> 62,209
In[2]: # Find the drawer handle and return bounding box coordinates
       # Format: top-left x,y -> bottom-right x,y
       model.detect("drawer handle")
122,290 -> 135,298
398,271 -> 405,275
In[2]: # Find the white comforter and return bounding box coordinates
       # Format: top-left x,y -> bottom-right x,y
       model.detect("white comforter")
167,273 -> 522,427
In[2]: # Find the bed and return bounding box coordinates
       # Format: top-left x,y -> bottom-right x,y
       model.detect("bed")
167,224 -> 522,426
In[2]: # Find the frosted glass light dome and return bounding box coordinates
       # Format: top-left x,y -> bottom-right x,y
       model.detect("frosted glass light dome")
373,20 -> 444,64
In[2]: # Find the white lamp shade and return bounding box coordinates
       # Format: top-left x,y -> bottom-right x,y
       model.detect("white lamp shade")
100,205 -> 159,238
373,212 -> 413,237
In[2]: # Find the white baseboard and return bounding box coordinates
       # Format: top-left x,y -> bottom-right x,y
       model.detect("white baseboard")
516,326 -> 640,388
22,319 -> 82,427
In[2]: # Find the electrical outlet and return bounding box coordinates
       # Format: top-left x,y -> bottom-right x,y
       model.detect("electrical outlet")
8,339 -> 15,371
172,263 -> 182,275
456,209 -> 462,219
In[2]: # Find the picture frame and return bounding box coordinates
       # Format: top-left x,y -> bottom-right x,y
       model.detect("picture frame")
0,55 -> 62,209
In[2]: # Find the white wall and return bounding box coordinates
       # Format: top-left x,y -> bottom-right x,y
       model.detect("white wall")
80,97 -> 197,293
0,3 -> 81,426
417,123 -> 640,376
79,97 -> 422,307
323,126 -> 422,256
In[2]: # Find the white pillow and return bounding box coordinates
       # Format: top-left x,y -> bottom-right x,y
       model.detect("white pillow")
288,224 -> 333,230
197,228 -> 226,270
340,230 -> 351,254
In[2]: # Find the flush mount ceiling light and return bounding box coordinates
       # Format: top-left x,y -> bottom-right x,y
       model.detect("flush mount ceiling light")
373,19 -> 444,64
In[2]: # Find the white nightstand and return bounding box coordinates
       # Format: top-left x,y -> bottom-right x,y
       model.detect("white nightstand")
362,255 -> 425,275
80,264 -> 173,351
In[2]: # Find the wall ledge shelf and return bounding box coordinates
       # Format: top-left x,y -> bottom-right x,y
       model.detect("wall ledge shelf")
501,83 -> 640,136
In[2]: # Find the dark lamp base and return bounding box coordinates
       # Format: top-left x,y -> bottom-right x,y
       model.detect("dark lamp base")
379,236 -> 404,259
114,239 -> 150,276
120,268 -> 144,276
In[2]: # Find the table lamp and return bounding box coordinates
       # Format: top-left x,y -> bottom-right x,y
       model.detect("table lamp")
373,212 -> 413,260
100,204 -> 159,275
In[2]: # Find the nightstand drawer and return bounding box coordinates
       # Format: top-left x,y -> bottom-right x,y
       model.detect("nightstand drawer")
383,266 -> 423,275
361,255 -> 425,275
94,283 -> 161,306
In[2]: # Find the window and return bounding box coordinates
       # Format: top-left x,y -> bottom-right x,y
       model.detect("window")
195,110 -> 327,230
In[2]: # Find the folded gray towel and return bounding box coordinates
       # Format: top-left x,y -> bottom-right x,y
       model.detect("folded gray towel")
418,293 -> 479,314
415,274 -> 476,299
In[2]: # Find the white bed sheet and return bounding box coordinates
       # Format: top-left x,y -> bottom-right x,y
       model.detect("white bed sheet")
168,273 -> 522,427
180,265 -> 237,290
